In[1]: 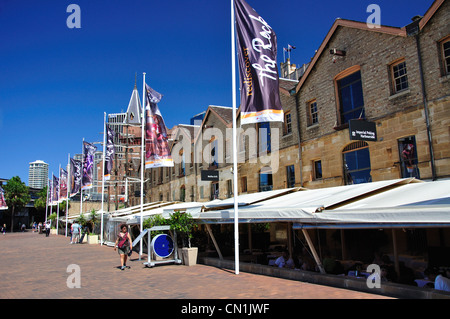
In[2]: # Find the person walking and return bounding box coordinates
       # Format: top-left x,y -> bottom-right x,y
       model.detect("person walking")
45,220 -> 51,237
114,224 -> 133,270
71,221 -> 81,244
1,224 -> 6,235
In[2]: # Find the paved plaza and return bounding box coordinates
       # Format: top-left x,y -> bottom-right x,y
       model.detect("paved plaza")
0,231 -> 393,300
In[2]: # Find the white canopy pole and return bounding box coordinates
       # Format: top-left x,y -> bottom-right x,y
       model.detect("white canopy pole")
231,0 -> 239,275
100,112 -> 107,245
57,164 -> 60,235
80,138 -> 84,217
140,72 -> 146,260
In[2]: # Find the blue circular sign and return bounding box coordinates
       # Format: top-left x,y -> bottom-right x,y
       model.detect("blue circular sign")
151,234 -> 174,258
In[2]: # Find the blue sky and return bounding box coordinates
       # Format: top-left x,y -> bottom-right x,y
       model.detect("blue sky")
0,0 -> 433,185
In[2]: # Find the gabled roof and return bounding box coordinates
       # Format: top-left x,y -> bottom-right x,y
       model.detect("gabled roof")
294,0 -> 446,94
124,86 -> 142,125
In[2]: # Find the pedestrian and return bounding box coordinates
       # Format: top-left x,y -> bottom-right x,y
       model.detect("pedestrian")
1,224 -> 6,235
71,220 -> 81,244
45,220 -> 51,237
21,223 -> 26,232
114,224 -> 133,270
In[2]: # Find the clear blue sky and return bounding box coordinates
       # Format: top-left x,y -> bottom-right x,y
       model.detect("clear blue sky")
0,0 -> 433,185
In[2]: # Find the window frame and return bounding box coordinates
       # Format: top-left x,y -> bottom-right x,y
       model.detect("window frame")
389,58 -> 409,94
307,99 -> 318,126
284,111 -> 292,135
439,35 -> 450,76
334,66 -> 365,127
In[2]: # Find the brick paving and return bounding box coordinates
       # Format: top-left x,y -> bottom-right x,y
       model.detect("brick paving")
0,231 -> 393,300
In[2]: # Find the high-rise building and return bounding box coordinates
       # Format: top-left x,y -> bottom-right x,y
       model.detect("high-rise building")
28,160 -> 49,189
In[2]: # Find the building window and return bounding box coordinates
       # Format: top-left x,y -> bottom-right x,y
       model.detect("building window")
313,160 -> 322,180
211,182 -> 219,200
390,58 -> 409,93
286,165 -> 295,188
180,185 -> 186,202
342,141 -> 371,185
440,36 -> 450,75
258,122 -> 271,154
241,176 -> 247,193
226,179 -> 233,198
259,167 -> 273,192
335,67 -> 365,125
308,100 -> 318,126
398,136 -> 420,179
284,112 -> 292,135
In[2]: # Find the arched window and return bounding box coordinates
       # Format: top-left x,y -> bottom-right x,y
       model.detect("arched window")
342,141 -> 371,185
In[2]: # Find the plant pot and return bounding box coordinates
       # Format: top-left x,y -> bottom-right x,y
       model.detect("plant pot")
50,229 -> 57,235
181,247 -> 198,266
87,234 -> 99,244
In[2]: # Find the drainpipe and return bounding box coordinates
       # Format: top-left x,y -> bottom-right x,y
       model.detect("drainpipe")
406,16 -> 437,180
292,90 -> 304,187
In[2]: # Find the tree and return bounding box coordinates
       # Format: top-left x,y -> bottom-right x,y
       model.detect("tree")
3,176 -> 31,232
34,186 -> 48,212
168,211 -> 195,248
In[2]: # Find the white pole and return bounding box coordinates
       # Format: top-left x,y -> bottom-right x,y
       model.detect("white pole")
100,112 -> 107,245
57,165 -> 60,235
66,153 -> 70,237
45,178 -> 49,223
231,0 -> 239,275
80,138 -> 84,217
140,72 -> 146,260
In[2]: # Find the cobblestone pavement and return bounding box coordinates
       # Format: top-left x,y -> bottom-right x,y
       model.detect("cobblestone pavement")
0,232 -> 393,300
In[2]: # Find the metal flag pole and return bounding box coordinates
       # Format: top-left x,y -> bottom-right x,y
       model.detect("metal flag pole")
45,178 -> 49,223
140,72 -> 146,260
100,112 -> 107,245
57,164 -> 60,235
80,138 -> 84,218
231,0 -> 239,275
66,153 -> 70,237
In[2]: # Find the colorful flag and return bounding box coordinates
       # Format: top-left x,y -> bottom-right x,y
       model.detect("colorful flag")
234,0 -> 283,124
52,175 -> 59,205
70,158 -> 81,197
59,168 -> 68,201
0,186 -> 7,210
82,141 -> 97,190
144,83 -> 174,168
104,124 -> 115,180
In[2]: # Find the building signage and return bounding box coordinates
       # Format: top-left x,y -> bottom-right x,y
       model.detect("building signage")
201,170 -> 219,181
349,119 -> 377,141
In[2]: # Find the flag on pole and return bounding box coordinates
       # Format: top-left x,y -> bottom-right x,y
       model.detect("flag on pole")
82,141 -> 97,190
234,0 -> 283,124
70,158 -> 82,197
104,124 -> 115,180
52,175 -> 59,205
144,83 -> 174,168
0,185 -> 7,210
59,168 -> 68,202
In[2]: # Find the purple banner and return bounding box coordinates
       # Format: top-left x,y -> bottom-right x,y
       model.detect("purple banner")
82,141 -> 97,190
144,83 -> 174,168
52,175 -> 59,205
104,124 -> 115,180
59,168 -> 68,201
0,186 -> 7,210
70,158 -> 81,197
234,0 -> 283,124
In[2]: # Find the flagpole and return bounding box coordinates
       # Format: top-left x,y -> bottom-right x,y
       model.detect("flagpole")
140,72 -> 146,260
231,0 -> 239,275
66,153 -> 70,237
80,138 -> 84,218
57,165 -> 60,236
101,112 -> 107,246
45,178 -> 49,224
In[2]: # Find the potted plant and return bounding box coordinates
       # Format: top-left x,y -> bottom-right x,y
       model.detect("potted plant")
87,209 -> 99,244
168,211 -> 197,266
48,213 -> 58,234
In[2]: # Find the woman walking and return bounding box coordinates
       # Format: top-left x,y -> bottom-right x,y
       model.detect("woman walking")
114,224 -> 133,270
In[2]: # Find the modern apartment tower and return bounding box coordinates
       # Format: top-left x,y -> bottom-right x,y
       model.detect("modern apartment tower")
28,160 -> 49,189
